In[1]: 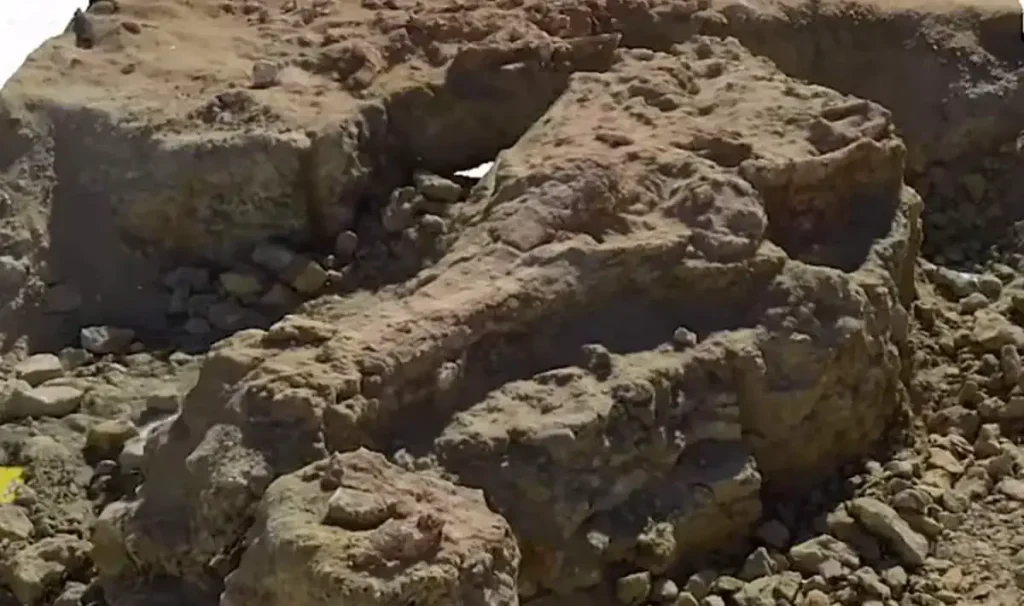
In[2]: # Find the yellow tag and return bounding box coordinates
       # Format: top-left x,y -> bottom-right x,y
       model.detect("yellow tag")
0,467 -> 25,504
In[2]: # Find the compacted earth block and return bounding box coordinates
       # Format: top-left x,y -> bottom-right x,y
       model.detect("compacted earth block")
1,0 -> 1024,605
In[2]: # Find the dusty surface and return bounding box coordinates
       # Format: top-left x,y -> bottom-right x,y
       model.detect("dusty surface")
1,0 -> 1024,605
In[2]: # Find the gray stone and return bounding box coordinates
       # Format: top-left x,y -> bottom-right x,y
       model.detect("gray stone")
145,388 -> 181,414
673,592 -> 699,606
324,487 -> 393,530
252,244 -> 296,274
0,255 -> 28,291
848,497 -> 929,567
1,535 -> 90,605
163,266 -> 210,291
80,326 -> 135,354
251,60 -> 280,88
118,436 -> 146,472
652,578 -> 680,603
739,546 -> 777,581
334,230 -> 359,262
997,478 -> 1024,501
86,419 -> 139,458
14,354 -> 64,387
755,519 -> 790,549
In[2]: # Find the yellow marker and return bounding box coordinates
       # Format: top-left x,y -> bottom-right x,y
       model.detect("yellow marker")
0,467 -> 25,505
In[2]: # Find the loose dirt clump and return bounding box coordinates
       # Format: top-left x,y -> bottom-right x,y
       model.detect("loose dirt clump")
1,0 -> 1024,605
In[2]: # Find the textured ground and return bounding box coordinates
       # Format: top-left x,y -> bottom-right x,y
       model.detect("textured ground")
1,0 -> 1024,605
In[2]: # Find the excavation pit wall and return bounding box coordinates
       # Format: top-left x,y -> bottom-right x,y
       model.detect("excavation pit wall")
82,38 -> 922,604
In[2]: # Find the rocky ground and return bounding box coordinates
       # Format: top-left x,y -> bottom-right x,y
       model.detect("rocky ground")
1,0 -> 1024,605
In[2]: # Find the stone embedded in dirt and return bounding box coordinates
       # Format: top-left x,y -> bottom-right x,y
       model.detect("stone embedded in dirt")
145,387 -> 181,414
413,170 -> 463,203
0,504 -> 34,542
323,486 -> 393,530
252,60 -> 281,89
14,354 -> 65,386
4,384 -> 83,420
80,326 -> 136,355
117,435 -> 147,472
1,534 -> 90,605
848,497 -> 929,567
219,448 -> 519,606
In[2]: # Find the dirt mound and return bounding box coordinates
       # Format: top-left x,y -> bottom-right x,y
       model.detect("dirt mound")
0,0 -> 1023,605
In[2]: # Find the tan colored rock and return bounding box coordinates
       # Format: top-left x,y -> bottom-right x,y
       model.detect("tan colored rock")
14,354 -> 64,386
4,384 -> 83,420
848,497 -> 929,567
0,535 -> 90,605
220,448 -> 519,606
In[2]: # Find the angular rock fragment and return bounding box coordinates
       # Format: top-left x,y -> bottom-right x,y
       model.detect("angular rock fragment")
848,497 -> 929,567
14,354 -> 64,386
80,326 -> 135,355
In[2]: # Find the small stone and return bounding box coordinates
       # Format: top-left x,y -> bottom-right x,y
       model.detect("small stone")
333,230 -> 359,262
53,582 -> 88,606
848,497 -> 929,567
959,292 -> 989,313
3,535 -> 90,605
413,170 -> 463,203
788,534 -> 860,575
616,571 -> 652,605
5,385 -> 83,420
289,260 -> 329,294
324,487 -> 393,530
87,0 -> 119,14
581,343 -> 613,378
739,546 -> 777,580
80,326 -> 135,354
260,283 -> 301,309
672,327 -> 698,348
1002,345 -> 1022,385
673,592 -> 699,606
652,578 -> 680,603
881,565 -> 908,594
683,570 -> 716,600
94,459 -> 117,476
145,388 -> 181,413
251,60 -> 280,88
997,478 -> 1024,501
961,173 -> 986,202
218,271 -> 264,299
0,504 -> 33,541
381,200 -> 416,233
801,589 -> 830,606
14,354 -> 64,387
974,423 -> 1002,458
419,213 -> 447,235
86,419 -> 138,459
118,436 -> 146,472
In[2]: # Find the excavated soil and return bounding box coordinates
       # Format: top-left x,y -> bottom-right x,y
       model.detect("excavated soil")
2,0 -> 1024,605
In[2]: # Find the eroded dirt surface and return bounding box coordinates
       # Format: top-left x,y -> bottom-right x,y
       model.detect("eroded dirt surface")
1,0 -> 1024,605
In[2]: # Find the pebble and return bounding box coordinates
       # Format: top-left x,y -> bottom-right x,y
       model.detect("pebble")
848,497 -> 929,567
252,60 -> 280,88
413,170 -> 463,203
80,325 -> 136,354
4,384 -> 83,420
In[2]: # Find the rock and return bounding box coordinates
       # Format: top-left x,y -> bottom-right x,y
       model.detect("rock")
0,504 -> 34,541
673,592 -> 699,606
53,582 -> 88,606
788,535 -> 860,575
183,317 -> 212,335
683,570 -> 717,600
959,292 -> 988,313
801,589 -> 830,606
997,478 -> 1024,501
0,255 -> 29,291
4,385 -> 83,420
739,546 -> 777,580
333,230 -> 360,262
324,486 -> 393,530
86,419 -> 139,459
652,578 -> 680,603
672,327 -> 698,348
1001,345 -> 1022,385
118,436 -> 147,472
972,310 -> 1024,351
219,271 -> 264,298
617,571 -> 653,605
413,170 -> 463,203
260,283 -> 302,309
80,326 -> 136,354
164,266 -> 210,291
220,448 -> 518,606
0,535 -> 90,605
252,60 -> 280,88
287,259 -> 329,294
847,497 -> 929,567
14,354 -> 64,386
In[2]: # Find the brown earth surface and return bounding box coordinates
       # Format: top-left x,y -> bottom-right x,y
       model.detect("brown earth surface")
2,0 -> 1024,605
